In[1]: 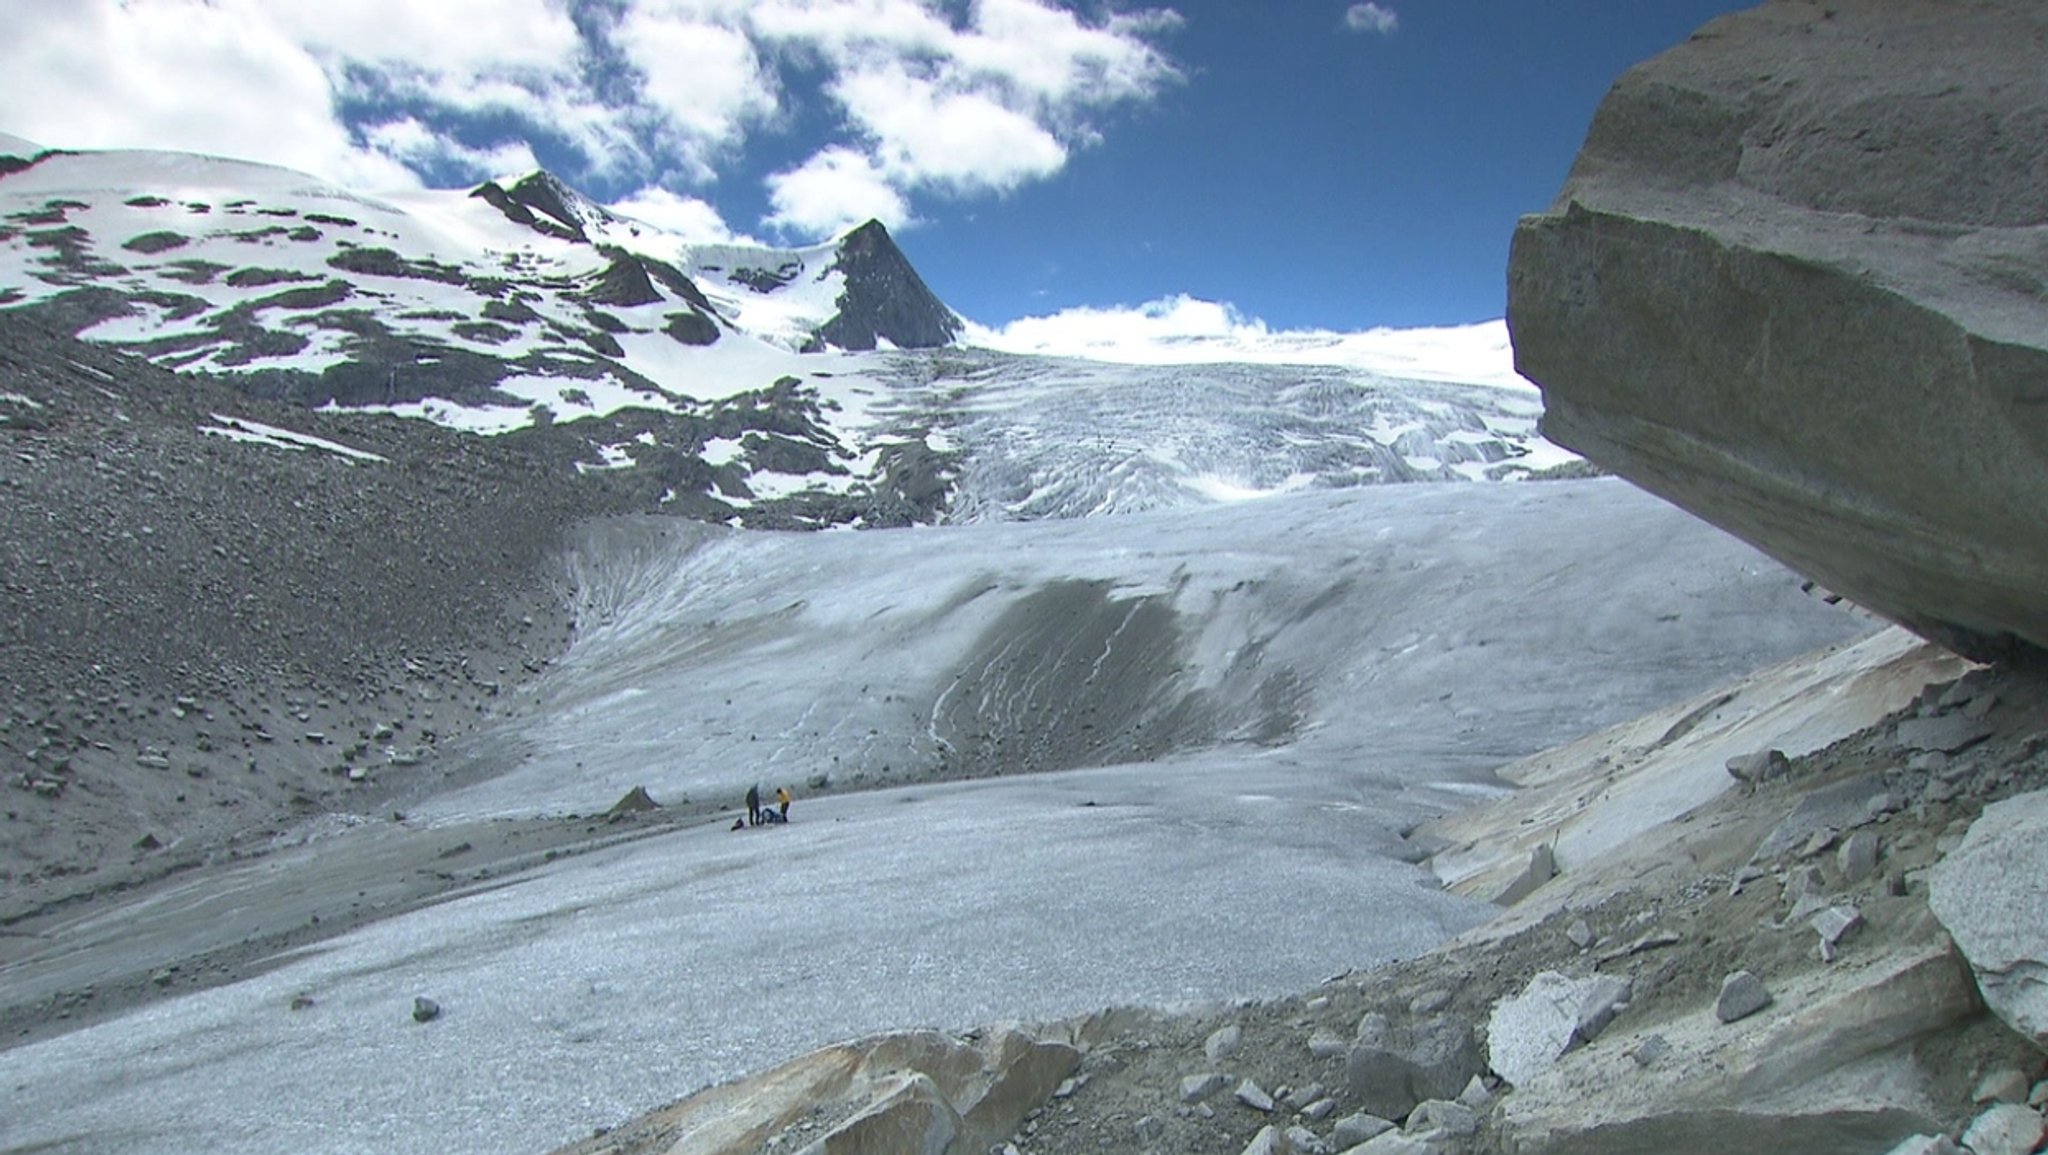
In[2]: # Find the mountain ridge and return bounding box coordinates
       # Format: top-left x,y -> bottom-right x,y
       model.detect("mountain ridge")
0,134 -> 1584,531
0,139 -> 962,418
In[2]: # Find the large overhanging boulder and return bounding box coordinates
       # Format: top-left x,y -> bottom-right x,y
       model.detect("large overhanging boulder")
1508,0 -> 2048,664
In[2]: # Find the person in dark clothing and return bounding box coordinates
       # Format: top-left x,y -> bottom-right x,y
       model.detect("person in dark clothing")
745,784 -> 761,826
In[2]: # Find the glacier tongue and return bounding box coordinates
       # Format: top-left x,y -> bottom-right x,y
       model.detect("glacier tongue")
417,477 -> 1869,824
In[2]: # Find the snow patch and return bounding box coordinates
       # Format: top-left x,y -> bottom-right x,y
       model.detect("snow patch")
493,372 -> 679,420
1186,472 -> 1315,503
198,414 -> 386,462
968,306 -> 1534,392
323,396 -> 533,436
574,442 -> 637,474
701,437 -> 744,467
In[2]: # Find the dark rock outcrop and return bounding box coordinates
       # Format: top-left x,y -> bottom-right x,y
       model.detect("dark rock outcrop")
469,171 -> 615,244
1508,0 -> 2048,664
663,309 -> 719,347
584,246 -> 719,318
0,136 -> 46,177
581,252 -> 664,307
811,220 -> 962,352
0,309 -> 621,892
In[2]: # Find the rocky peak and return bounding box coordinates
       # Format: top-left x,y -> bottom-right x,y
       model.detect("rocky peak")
810,219 -> 963,352
469,169 -> 622,244
0,131 -> 42,176
584,245 -> 719,319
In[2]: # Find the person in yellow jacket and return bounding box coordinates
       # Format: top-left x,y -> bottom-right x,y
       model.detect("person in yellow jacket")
776,786 -> 792,821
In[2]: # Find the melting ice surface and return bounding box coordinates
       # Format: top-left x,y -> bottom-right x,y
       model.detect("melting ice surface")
0,478 -> 1873,1155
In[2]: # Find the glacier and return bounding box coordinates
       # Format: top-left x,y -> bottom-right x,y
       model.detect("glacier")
0,478 -> 1870,1155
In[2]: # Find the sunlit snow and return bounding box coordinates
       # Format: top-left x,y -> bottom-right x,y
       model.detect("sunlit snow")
196,414 -> 386,462
968,302 -> 1534,391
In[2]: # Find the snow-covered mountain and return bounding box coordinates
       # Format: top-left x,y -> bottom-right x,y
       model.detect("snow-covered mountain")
0,135 -> 952,401
0,133 -> 1579,528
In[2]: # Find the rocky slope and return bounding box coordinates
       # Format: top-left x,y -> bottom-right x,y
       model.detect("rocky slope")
0,306 -> 966,916
1506,0 -> 2048,664
0,309 -> 604,908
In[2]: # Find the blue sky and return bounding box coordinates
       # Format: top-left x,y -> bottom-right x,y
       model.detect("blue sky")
0,0 -> 1753,344
915,0 -> 1756,330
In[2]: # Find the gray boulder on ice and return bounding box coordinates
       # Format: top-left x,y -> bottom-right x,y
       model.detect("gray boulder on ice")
1507,0 -> 2048,664
1486,971 -> 1631,1087
1928,790 -> 2048,1048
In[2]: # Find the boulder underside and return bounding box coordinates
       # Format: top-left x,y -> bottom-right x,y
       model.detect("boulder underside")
1508,0 -> 2048,665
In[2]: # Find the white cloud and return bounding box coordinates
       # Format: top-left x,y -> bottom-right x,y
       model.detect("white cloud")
966,297 -> 1532,391
742,0 -> 957,65
0,0 -> 1183,233
955,0 -> 1184,110
615,2 -> 779,178
723,0 -> 1181,235
740,0 -> 1179,109
608,187 -> 760,245
765,146 -> 910,237
832,63 -> 1066,194
0,0 -> 419,188
1345,3 -> 1399,34
355,70 -> 652,184
0,0 -> 602,189
362,118 -> 540,181
267,0 -> 582,73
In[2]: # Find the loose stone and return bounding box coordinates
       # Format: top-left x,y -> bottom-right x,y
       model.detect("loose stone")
1714,970 -> 1771,1023
1960,1103 -> 2046,1155
1973,1068 -> 2031,1105
1206,1023 -> 1244,1061
1235,1078 -> 1275,1113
